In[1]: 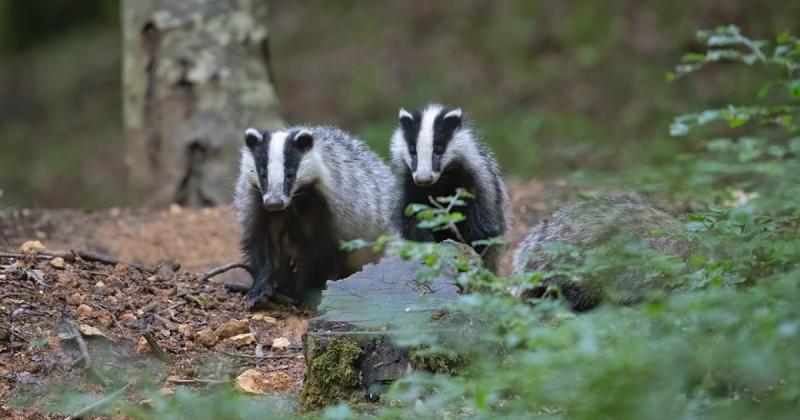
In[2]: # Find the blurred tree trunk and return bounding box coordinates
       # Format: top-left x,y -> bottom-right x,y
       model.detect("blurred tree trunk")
121,0 -> 282,207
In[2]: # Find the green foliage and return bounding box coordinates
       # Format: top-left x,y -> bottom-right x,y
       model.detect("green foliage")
367,25 -> 800,419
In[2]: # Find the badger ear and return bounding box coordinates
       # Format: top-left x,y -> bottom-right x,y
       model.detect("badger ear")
398,108 -> 414,123
244,128 -> 262,148
294,129 -> 313,150
443,108 -> 462,123
442,108 -> 462,131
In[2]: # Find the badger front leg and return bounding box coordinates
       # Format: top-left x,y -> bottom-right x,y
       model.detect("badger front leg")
242,208 -> 274,309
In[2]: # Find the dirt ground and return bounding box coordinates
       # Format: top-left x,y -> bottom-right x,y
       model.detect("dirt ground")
0,180 -> 577,418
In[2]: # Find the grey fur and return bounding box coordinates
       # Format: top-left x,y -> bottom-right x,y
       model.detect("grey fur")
512,194 -> 693,310
234,125 -> 395,305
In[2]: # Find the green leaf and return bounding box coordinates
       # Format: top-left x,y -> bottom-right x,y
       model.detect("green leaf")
29,338 -> 48,348
777,30 -> 791,44
682,52 -> 706,63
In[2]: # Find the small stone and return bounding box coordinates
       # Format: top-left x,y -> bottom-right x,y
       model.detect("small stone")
109,207 -> 121,217
235,369 -> 293,395
76,304 -> 93,318
35,231 -> 47,240
49,257 -> 65,269
271,337 -> 290,351
95,280 -> 106,288
78,324 -> 108,339
196,328 -> 218,347
158,387 -> 175,396
20,240 -> 46,252
177,324 -> 192,337
214,319 -> 249,339
119,313 -> 137,323
251,313 -> 277,323
169,203 -> 183,215
67,293 -> 84,305
0,274 -> 6,281
137,336 -> 151,354
229,332 -> 255,347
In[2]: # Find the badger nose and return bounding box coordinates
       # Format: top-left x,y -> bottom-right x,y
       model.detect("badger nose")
413,173 -> 435,187
263,195 -> 288,211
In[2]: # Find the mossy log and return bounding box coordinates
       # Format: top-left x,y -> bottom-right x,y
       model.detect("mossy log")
301,256 -> 464,410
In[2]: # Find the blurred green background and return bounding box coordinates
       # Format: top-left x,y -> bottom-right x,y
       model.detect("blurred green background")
0,0 -> 796,208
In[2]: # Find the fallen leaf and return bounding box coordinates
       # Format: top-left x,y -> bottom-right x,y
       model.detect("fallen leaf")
20,240 -> 46,252
78,324 -> 111,340
137,336 -> 151,354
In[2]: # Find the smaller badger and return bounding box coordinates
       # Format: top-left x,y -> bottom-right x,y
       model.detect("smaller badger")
234,126 -> 394,308
390,104 -> 510,273
512,195 -> 693,311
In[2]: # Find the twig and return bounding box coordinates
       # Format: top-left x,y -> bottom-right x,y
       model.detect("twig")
153,313 -> 176,331
65,382 -> 132,420
199,262 -> 251,282
72,327 -> 110,387
213,349 -> 302,360
427,196 -> 467,243
143,331 -> 172,363
166,378 -> 229,385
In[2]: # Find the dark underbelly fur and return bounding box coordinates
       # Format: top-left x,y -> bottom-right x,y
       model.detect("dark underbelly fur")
396,164 -> 504,269
243,185 -> 345,309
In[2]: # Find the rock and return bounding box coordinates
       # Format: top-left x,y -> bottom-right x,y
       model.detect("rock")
119,313 -> 137,323
229,332 -> 255,347
252,313 -> 277,323
271,337 -> 291,351
214,319 -> 249,339
49,257 -> 65,269
20,240 -> 46,252
169,203 -> 183,215
196,328 -> 218,348
159,387 -> 175,396
0,274 -> 6,281
76,304 -> 93,318
137,336 -> 151,354
95,281 -> 106,288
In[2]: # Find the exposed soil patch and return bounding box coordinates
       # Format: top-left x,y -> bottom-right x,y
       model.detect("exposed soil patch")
0,180 -> 575,417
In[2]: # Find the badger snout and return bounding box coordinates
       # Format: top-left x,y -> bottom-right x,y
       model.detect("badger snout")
412,171 -> 439,187
263,194 -> 289,211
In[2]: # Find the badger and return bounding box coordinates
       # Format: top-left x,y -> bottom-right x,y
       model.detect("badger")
390,103 -> 510,273
234,126 -> 394,308
512,194 -> 693,311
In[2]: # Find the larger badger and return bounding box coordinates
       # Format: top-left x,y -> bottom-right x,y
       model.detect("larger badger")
234,126 -> 394,308
390,103 -> 510,273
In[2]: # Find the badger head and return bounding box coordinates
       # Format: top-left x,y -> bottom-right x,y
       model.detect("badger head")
391,104 -> 463,187
243,127 -> 315,211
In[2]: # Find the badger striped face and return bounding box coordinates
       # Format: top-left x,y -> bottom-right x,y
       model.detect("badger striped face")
395,104 -> 462,186
244,127 -> 314,211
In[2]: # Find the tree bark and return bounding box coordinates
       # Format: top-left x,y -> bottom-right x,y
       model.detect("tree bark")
122,0 -> 282,207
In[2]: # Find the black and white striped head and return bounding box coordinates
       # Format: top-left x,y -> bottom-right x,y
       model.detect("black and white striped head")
390,104 -> 465,187
242,127 -> 319,211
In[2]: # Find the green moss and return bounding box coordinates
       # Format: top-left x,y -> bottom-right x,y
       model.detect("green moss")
409,347 -> 464,375
300,338 -> 364,411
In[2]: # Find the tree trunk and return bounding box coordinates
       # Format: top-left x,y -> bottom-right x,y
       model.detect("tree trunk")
121,0 -> 282,207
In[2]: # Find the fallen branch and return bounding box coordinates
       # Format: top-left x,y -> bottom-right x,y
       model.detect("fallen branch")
166,377 -> 229,385
143,331 -> 172,363
0,249 -> 155,273
213,349 -> 303,361
65,382 -> 132,420
199,262 -> 251,282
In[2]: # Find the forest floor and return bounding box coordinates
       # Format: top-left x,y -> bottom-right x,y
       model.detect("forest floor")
0,180 -> 578,418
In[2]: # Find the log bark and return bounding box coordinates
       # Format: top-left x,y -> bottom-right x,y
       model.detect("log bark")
122,0 -> 283,207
